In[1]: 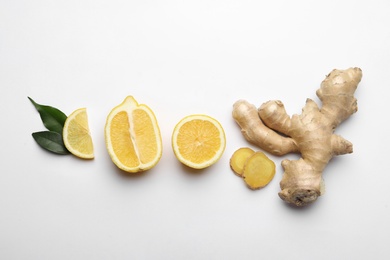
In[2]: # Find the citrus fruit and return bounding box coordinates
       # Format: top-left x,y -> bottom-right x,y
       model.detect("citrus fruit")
172,114 -> 226,169
63,108 -> 94,159
104,96 -> 162,173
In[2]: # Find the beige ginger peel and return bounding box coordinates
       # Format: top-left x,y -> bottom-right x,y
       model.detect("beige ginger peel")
232,68 -> 362,206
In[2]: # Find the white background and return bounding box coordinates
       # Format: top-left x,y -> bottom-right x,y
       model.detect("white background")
1,0 -> 389,259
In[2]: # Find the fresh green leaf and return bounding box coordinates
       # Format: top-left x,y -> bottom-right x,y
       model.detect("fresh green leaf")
32,131 -> 70,155
28,97 -> 67,134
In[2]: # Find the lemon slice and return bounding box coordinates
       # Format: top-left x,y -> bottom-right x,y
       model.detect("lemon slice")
105,96 -> 162,173
63,108 -> 94,159
172,114 -> 226,169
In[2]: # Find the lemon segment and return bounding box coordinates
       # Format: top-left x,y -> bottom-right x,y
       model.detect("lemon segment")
63,108 -> 94,159
172,114 -> 226,169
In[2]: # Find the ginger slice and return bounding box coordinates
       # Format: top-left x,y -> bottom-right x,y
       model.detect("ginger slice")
243,152 -> 276,190
230,147 -> 255,177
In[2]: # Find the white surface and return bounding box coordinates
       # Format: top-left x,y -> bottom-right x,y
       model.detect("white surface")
1,0 -> 390,259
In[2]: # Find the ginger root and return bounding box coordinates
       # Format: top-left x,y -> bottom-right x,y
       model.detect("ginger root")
232,67 -> 362,206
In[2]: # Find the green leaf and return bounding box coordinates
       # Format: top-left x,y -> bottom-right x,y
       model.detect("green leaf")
28,97 -> 67,134
32,131 -> 70,155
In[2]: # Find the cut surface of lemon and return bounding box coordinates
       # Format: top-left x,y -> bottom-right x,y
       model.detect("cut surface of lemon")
63,108 -> 94,159
105,96 -> 162,173
172,114 -> 226,169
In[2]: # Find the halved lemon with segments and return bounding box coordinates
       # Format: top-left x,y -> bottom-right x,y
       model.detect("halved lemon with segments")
172,114 -> 226,169
105,96 -> 162,173
63,108 -> 94,159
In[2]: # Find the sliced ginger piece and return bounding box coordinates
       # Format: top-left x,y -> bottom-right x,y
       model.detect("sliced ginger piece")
243,152 -> 276,189
230,147 -> 255,177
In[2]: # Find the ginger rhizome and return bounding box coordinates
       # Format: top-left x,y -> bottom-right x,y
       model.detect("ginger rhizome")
232,67 -> 362,206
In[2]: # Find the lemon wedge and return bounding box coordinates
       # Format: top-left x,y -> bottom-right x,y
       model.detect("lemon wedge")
63,108 -> 94,159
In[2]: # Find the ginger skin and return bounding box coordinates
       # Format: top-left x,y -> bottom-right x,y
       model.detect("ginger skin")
232,68 -> 362,206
